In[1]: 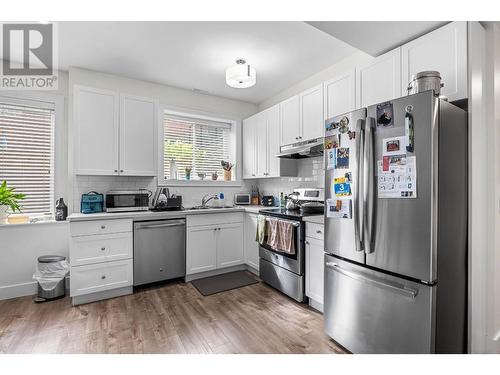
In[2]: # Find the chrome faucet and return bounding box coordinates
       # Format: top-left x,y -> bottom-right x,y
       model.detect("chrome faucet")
201,194 -> 218,207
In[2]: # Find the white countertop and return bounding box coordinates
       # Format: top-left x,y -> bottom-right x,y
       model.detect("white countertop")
68,205 -> 271,222
302,215 -> 324,225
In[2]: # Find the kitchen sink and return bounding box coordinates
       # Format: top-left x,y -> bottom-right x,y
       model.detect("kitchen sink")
188,206 -> 235,210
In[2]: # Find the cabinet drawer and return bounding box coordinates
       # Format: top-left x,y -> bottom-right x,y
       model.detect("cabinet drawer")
70,259 -> 133,297
187,212 -> 244,227
70,219 -> 132,237
70,232 -> 132,266
306,222 -> 324,241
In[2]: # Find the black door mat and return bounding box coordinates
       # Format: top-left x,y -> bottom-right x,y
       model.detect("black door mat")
191,271 -> 259,296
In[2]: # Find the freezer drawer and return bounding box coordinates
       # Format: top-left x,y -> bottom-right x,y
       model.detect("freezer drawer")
324,255 -> 435,353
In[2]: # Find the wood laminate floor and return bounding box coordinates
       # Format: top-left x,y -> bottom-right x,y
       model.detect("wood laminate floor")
0,276 -> 345,354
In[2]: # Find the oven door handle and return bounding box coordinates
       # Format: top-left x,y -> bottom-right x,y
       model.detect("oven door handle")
264,218 -> 300,227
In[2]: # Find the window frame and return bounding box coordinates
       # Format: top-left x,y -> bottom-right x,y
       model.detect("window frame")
158,106 -> 242,187
0,91 -> 64,218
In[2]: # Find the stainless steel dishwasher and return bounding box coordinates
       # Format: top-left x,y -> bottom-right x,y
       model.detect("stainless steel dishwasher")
133,218 -> 186,286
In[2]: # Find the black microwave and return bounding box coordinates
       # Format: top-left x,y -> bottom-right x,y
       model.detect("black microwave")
105,190 -> 150,212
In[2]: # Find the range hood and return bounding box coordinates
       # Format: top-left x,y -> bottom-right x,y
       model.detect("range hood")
276,137 -> 324,159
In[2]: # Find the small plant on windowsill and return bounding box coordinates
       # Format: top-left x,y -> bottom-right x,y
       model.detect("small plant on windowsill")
0,181 -> 25,224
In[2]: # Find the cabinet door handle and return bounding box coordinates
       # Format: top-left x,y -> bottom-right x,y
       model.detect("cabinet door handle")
101,275 -> 106,280
316,230 -> 322,234
101,247 -> 106,251
100,225 -> 106,229
305,240 -> 310,245
114,169 -> 118,173
120,169 -> 124,173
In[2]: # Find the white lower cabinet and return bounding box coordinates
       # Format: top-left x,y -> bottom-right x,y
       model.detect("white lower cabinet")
69,218 -> 133,304
305,223 -> 325,311
244,213 -> 259,271
186,214 -> 244,276
186,225 -> 218,274
70,259 -> 133,297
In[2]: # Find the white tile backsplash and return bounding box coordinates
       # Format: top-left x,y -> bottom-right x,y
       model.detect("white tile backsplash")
73,175 -> 251,212
257,157 -> 324,201
72,157 -> 324,212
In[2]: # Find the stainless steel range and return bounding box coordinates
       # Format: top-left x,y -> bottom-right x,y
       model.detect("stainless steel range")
258,188 -> 324,302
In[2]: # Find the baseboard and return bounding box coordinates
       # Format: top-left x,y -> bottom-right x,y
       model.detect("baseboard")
0,276 -> 71,301
0,281 -> 37,300
309,298 -> 324,313
246,264 -> 259,276
185,264 -> 247,282
71,286 -> 133,306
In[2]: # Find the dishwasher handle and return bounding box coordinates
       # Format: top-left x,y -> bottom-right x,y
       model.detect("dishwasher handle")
134,219 -> 186,230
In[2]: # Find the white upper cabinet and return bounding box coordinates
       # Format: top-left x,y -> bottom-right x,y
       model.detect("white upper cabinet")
243,105 -> 296,179
280,95 -> 301,145
401,21 -> 467,102
74,86 -> 119,175
300,83 -> 324,140
256,111 -> 268,178
74,85 -> 158,176
356,48 -> 402,108
266,104 -> 282,178
324,69 -> 356,119
119,94 -> 158,176
242,114 -> 257,179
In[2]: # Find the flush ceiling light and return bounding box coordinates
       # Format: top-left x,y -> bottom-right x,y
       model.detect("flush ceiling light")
225,59 -> 256,88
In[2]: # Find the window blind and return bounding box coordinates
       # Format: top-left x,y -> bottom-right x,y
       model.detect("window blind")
0,100 -> 55,214
163,114 -> 231,180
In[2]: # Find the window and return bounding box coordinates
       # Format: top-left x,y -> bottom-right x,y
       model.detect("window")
0,98 -> 55,215
163,112 -> 235,181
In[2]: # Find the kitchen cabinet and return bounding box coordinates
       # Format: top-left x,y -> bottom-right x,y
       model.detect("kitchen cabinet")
69,218 -> 133,305
242,105 -> 296,179
280,95 -> 301,145
324,69 -> 356,119
186,225 -> 218,274
401,21 -> 467,102
256,112 -> 268,178
305,235 -> 324,310
242,114 -> 257,179
73,86 -> 119,175
217,223 -> 245,268
244,213 -> 259,271
356,48 -> 402,108
186,213 -> 244,276
73,85 -> 158,176
300,84 -> 324,140
280,85 -> 324,146
119,94 -> 158,176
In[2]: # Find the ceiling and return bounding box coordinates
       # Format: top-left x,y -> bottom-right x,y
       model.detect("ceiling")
306,21 -> 448,56
55,22 -> 357,104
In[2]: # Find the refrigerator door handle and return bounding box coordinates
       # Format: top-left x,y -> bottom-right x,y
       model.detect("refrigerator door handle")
354,118 -> 365,252
363,117 -> 376,254
325,261 -> 418,299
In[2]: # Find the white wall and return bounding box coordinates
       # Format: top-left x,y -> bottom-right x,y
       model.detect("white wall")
0,68 -> 258,300
0,222 -> 69,300
68,68 -> 258,214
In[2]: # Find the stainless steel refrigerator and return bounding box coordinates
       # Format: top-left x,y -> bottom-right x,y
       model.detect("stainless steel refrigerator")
323,90 -> 467,353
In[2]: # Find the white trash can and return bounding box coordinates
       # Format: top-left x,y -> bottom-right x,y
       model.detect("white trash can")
33,255 -> 69,301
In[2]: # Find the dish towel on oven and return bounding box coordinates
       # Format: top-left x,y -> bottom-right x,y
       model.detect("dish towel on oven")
266,217 -> 280,249
276,220 -> 295,255
256,214 -> 266,244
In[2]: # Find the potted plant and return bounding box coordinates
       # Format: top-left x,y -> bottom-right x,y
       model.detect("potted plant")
0,181 -> 25,224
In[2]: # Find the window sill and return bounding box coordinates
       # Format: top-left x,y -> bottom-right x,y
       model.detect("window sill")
158,179 -> 242,187
0,219 -> 69,229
